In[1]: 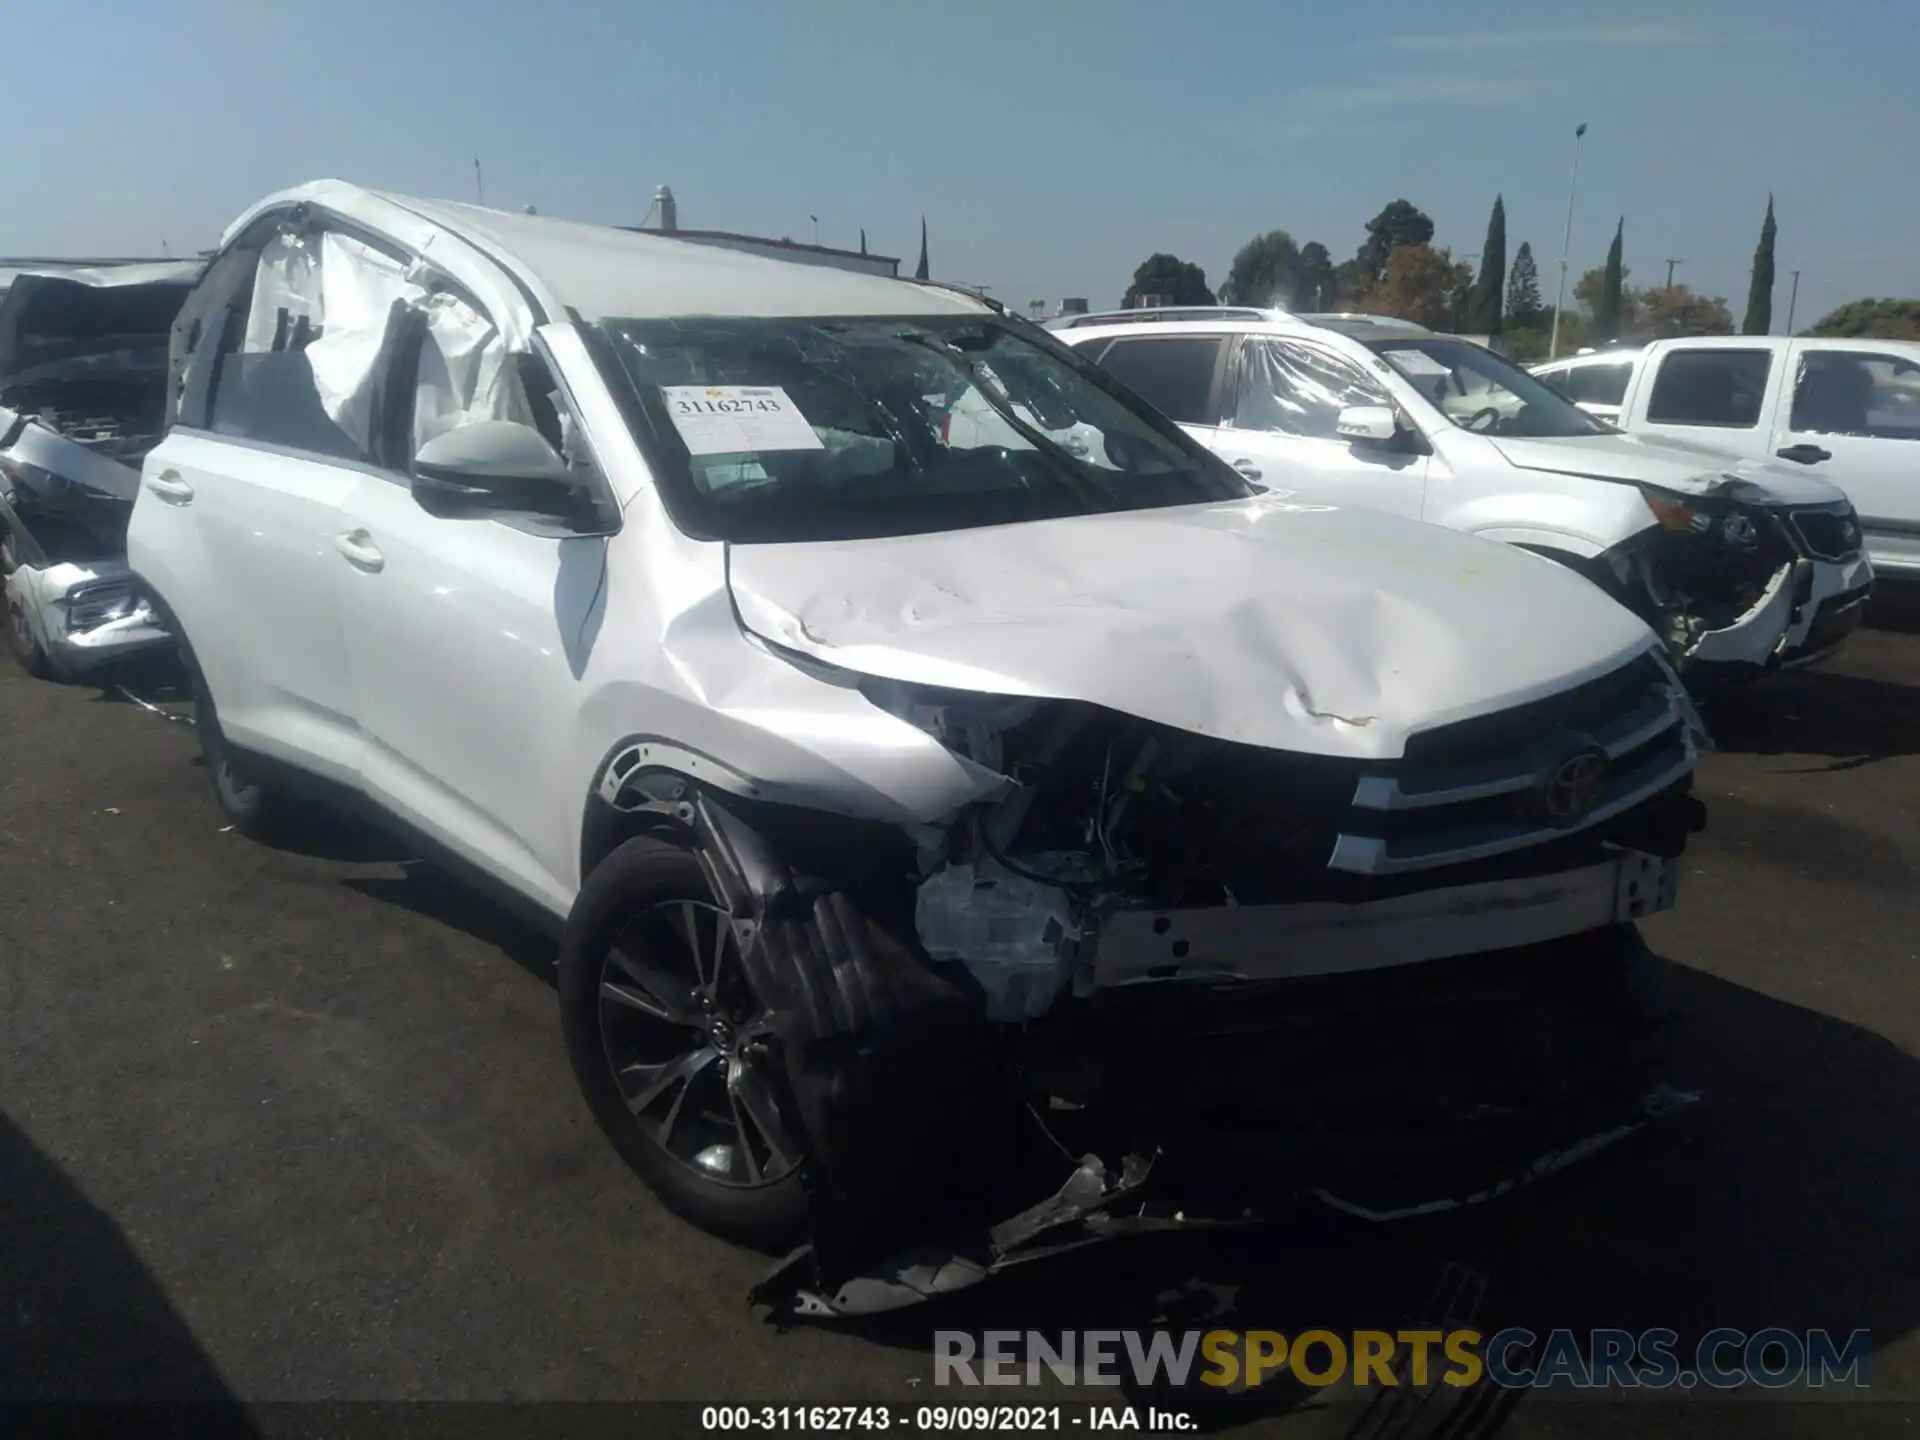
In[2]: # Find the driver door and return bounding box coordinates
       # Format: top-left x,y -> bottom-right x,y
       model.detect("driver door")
338,301 -> 617,914
1210,337 -> 1428,517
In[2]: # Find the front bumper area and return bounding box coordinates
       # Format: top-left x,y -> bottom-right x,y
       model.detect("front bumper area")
1687,552 -> 1873,675
2,552 -> 170,680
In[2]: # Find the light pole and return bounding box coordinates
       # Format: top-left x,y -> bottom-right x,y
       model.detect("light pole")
810,214 -> 819,246
1548,122 -> 1588,360
1786,269 -> 1802,334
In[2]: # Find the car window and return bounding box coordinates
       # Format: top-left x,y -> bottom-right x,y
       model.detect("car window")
1232,339 -> 1389,438
1363,336 -> 1607,438
1790,350 -> 1920,442
1558,361 -> 1632,406
1089,336 -> 1223,424
206,228 -> 415,463
1645,349 -> 1771,428
594,315 -> 1245,543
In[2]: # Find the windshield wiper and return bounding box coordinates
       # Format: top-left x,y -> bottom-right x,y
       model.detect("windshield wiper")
893,329 -> 1114,509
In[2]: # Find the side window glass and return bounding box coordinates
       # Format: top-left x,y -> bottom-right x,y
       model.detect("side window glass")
208,229 -> 417,462
1562,363 -> 1631,406
1094,337 -> 1223,424
1791,351 -> 1920,441
1233,340 -> 1388,438
1645,350 -> 1771,428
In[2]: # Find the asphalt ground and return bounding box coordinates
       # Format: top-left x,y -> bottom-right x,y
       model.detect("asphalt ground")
4,593 -> 1919,1437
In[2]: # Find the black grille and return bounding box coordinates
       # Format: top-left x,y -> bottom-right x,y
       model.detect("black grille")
1398,653 -> 1667,769
1788,506 -> 1862,562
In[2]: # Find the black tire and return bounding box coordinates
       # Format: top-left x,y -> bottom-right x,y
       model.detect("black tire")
184,645 -> 287,841
559,836 -> 808,1249
2,530 -> 52,678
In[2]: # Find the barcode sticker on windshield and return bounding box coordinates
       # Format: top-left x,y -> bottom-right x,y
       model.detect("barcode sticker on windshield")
1382,348 -> 1451,377
660,385 -> 825,455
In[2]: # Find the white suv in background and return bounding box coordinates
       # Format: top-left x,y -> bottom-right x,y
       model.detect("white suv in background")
1528,349 -> 1638,424
128,183 -> 1708,1314
1057,312 -> 1873,687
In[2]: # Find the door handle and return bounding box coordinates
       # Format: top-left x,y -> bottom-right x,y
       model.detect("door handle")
1776,443 -> 1832,465
1231,458 -> 1263,481
144,469 -> 195,504
334,530 -> 385,573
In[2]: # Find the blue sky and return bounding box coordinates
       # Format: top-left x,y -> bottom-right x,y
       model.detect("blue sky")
4,0 -> 1915,329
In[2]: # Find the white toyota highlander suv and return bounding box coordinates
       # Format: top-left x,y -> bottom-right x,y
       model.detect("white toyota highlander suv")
129,182 -> 1707,1315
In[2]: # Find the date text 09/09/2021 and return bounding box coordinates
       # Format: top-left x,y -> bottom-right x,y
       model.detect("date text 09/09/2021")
701,1406 -> 1192,1432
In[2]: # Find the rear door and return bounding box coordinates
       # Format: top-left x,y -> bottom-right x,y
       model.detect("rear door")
1775,343 -> 1920,572
134,220 -> 415,785
1209,335 -> 1427,516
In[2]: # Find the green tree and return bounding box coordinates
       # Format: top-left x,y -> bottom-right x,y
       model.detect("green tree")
1575,263 -> 1641,335
1296,241 -> 1337,309
1743,195 -> 1777,335
1356,199 -> 1436,289
1807,298 -> 1920,340
1642,284 -> 1736,337
1505,242 -> 1546,327
1596,219 -> 1626,341
1465,195 -> 1507,335
1220,230 -> 1301,307
914,217 -> 929,281
1355,244 -> 1473,330
1122,253 -> 1216,308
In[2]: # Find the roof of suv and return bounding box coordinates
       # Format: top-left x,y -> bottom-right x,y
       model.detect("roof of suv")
222,180 -> 993,325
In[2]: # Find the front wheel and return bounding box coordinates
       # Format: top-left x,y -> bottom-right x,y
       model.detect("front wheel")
558,837 -> 808,1249
183,643 -> 294,840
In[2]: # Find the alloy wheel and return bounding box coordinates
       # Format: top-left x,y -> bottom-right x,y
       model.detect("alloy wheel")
595,899 -> 797,1187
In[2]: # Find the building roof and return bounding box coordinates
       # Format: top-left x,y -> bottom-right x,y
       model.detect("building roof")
629,227 -> 901,267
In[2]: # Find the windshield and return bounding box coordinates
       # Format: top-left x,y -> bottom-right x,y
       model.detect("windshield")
592,314 -> 1248,542
1362,336 -> 1609,439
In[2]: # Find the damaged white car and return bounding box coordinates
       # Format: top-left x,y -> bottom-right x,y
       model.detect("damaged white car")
1,259 -> 200,679
1057,313 -> 1874,691
129,182 -> 1708,1317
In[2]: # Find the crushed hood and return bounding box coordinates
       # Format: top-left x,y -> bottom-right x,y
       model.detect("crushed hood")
1485,432 -> 1847,506
726,497 -> 1659,762
0,262 -> 201,387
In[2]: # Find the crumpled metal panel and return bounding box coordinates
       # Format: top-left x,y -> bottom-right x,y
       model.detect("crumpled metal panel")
726,495 -> 1660,763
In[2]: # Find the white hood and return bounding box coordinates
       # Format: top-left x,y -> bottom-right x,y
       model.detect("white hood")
726,497 -> 1659,763
1486,432 -> 1847,506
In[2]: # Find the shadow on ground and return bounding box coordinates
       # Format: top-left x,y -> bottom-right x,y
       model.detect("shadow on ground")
1705,667 -> 1920,769
791,956 -> 1918,1436
0,1113 -> 260,1431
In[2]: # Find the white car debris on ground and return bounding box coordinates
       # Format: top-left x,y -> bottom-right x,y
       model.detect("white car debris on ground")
1056,310 -> 1874,690
127,180 -> 1709,1318
1534,335 -> 1920,580
0,260 -> 201,680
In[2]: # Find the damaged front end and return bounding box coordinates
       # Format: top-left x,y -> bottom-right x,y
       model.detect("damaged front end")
1604,480 -> 1873,689
0,263 -> 197,679
605,650 -> 1710,1318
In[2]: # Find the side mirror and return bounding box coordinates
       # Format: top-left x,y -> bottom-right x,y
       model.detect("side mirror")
411,419 -> 576,520
1336,405 -> 1399,443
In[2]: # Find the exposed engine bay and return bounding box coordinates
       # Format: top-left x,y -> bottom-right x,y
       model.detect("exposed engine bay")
1601,481 -> 1870,682
0,262 -> 197,677
600,650 -> 1710,1317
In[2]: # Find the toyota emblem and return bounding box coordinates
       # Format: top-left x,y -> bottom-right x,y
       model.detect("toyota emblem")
1537,746 -> 1610,827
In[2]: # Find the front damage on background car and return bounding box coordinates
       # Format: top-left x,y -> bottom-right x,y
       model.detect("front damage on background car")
589,507 -> 1713,1321
1485,437 -> 1874,690
0,261 -> 199,679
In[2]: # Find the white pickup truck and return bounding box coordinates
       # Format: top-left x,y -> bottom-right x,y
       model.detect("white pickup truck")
1533,336 -> 1920,578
